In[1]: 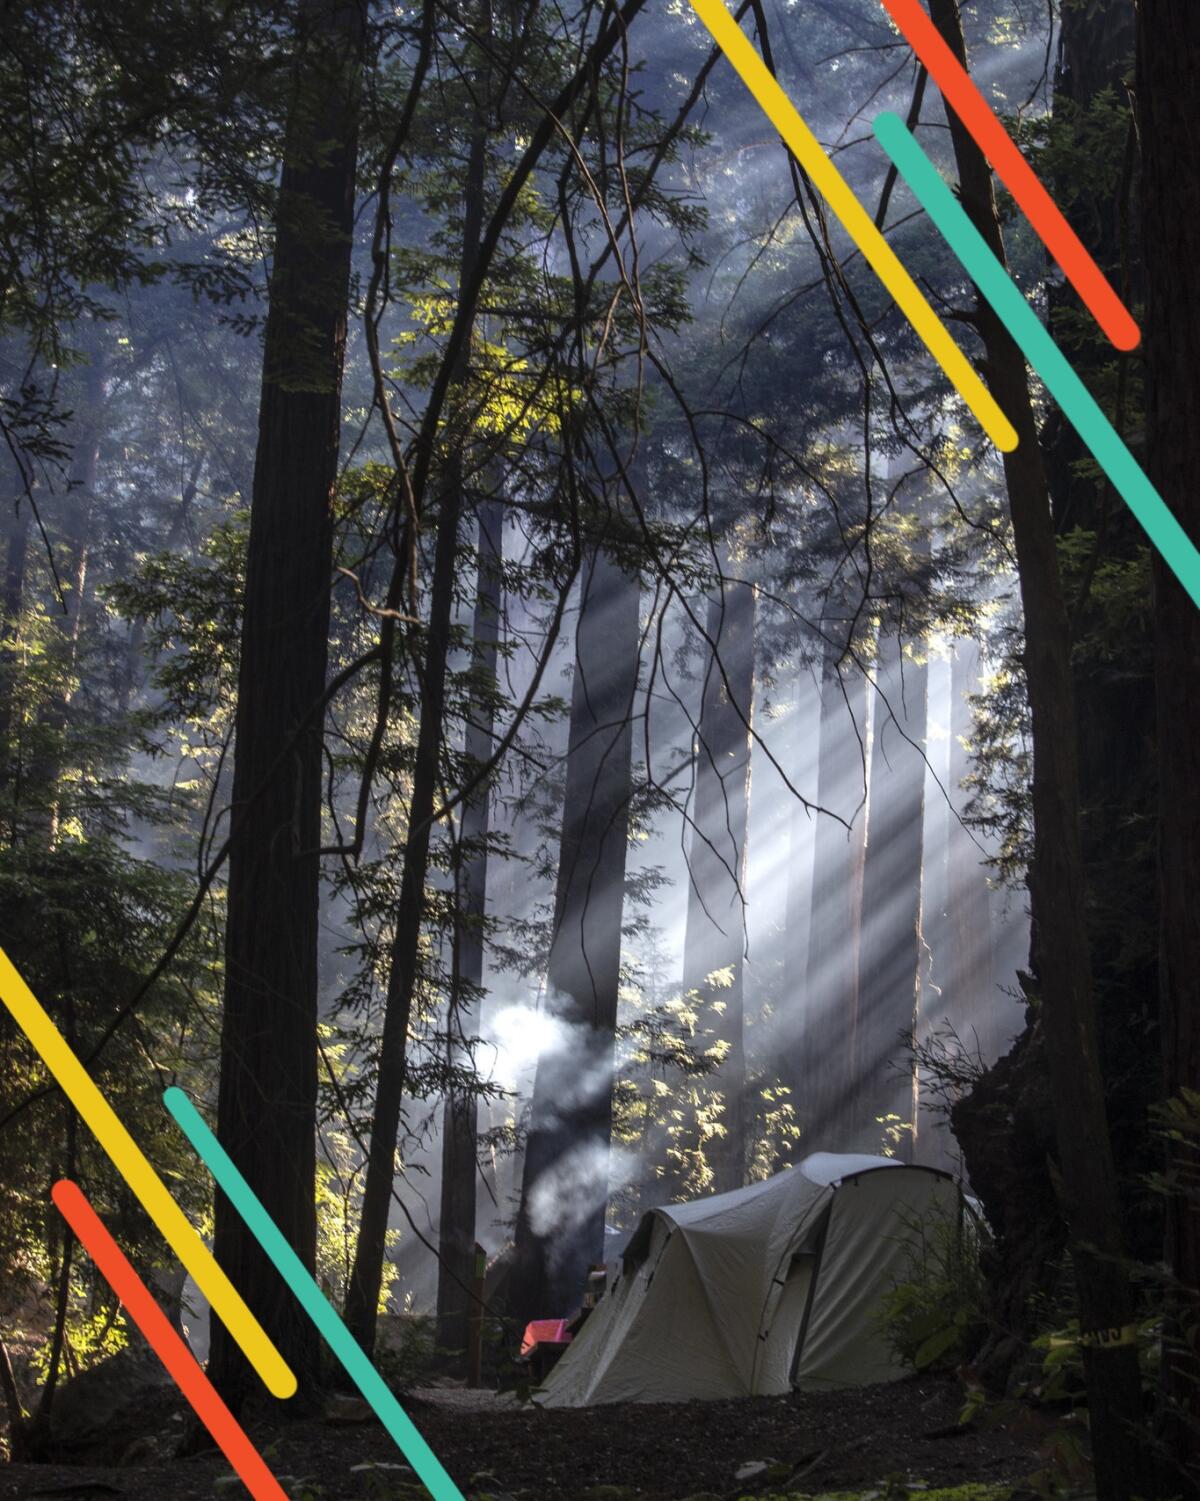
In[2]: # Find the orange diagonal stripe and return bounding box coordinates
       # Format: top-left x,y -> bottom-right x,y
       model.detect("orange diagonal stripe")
877,0 -> 1140,351
52,1181 -> 289,1501
0,946 -> 295,1398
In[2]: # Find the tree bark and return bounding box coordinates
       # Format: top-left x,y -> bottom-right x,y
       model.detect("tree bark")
926,5 -> 1144,1494
507,543 -> 640,1329
680,566 -> 756,1193
1137,0 -> 1200,1478
209,0 -> 365,1404
436,496 -> 503,1361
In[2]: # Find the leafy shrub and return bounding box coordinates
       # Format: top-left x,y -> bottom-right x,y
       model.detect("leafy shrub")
875,1200 -> 988,1374
373,1303 -> 438,1392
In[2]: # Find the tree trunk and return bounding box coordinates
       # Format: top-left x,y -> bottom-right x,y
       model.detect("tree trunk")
507,544 -> 640,1329
0,492 -> 29,808
783,673 -> 818,997
436,496 -> 503,1361
680,567 -> 756,1194
38,1011 -> 77,1426
945,640 -> 995,1053
1137,0 -> 1200,1479
856,628 -> 928,1157
1044,0 -> 1163,1269
343,116 -> 489,1360
927,5 -> 1144,1494
798,622 -> 867,1150
1058,0 -> 1135,107
209,0 -> 365,1405
776,667 -> 819,1116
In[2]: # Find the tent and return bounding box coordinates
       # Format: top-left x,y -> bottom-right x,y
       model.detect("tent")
534,1152 -> 966,1407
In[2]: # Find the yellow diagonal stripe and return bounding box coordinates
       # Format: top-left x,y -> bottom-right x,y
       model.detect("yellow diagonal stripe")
0,947 -> 297,1400
686,0 -> 1019,453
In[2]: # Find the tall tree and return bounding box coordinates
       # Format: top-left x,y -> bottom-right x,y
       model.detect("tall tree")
1137,0 -> 1200,1475
925,3 -> 1144,1493
1043,0 -> 1161,1262
797,619 -> 867,1150
855,627 -> 928,1156
436,496 -> 503,1361
210,0 -> 365,1403
508,540 -> 640,1328
679,564 -> 755,1194
780,667 -> 819,1073
944,641 -> 994,1053
343,100 -> 489,1361
344,0 -> 661,1353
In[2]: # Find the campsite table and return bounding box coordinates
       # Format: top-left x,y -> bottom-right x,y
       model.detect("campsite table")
519,1317 -> 573,1383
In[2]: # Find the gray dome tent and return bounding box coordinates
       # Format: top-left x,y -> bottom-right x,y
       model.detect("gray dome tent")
535,1153 -> 965,1407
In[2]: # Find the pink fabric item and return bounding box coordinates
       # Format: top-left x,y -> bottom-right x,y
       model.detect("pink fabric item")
520,1318 -> 573,1357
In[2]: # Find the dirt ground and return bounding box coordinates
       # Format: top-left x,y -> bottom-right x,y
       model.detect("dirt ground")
0,1374 -> 1074,1500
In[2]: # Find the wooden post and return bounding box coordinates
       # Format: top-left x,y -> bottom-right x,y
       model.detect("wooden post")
466,1243 -> 486,1387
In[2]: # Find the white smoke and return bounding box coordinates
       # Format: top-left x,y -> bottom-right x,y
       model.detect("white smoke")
527,1140 -> 638,1247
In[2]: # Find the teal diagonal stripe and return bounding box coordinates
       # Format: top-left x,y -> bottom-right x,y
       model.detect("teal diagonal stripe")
873,110 -> 1200,611
163,1088 -> 465,1501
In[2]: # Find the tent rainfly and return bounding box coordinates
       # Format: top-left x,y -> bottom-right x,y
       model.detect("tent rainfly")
534,1153 -> 967,1407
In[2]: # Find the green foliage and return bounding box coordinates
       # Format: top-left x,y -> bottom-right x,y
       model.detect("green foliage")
371,1305 -> 438,1393
313,1109 -> 400,1318
106,513 -> 247,744
0,831 -> 220,1385
876,1114 -> 916,1160
875,1205 -> 989,1376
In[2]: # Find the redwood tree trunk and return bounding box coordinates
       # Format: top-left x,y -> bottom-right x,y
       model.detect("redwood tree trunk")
1138,0 -> 1200,1478
856,628 -> 928,1156
798,621 -> 867,1149
436,496 -> 503,1360
777,666 -> 819,1115
680,568 -> 755,1193
926,5 -> 1144,1494
210,0 -> 365,1404
508,544 -> 640,1328
945,641 -> 994,1053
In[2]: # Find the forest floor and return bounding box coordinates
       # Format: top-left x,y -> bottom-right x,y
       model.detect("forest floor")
0,1373 -> 1080,1501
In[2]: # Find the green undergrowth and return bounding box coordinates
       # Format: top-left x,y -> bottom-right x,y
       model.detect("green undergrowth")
467,1484 -> 1018,1501
734,1486 -> 1014,1501
262,1479 -> 1019,1501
